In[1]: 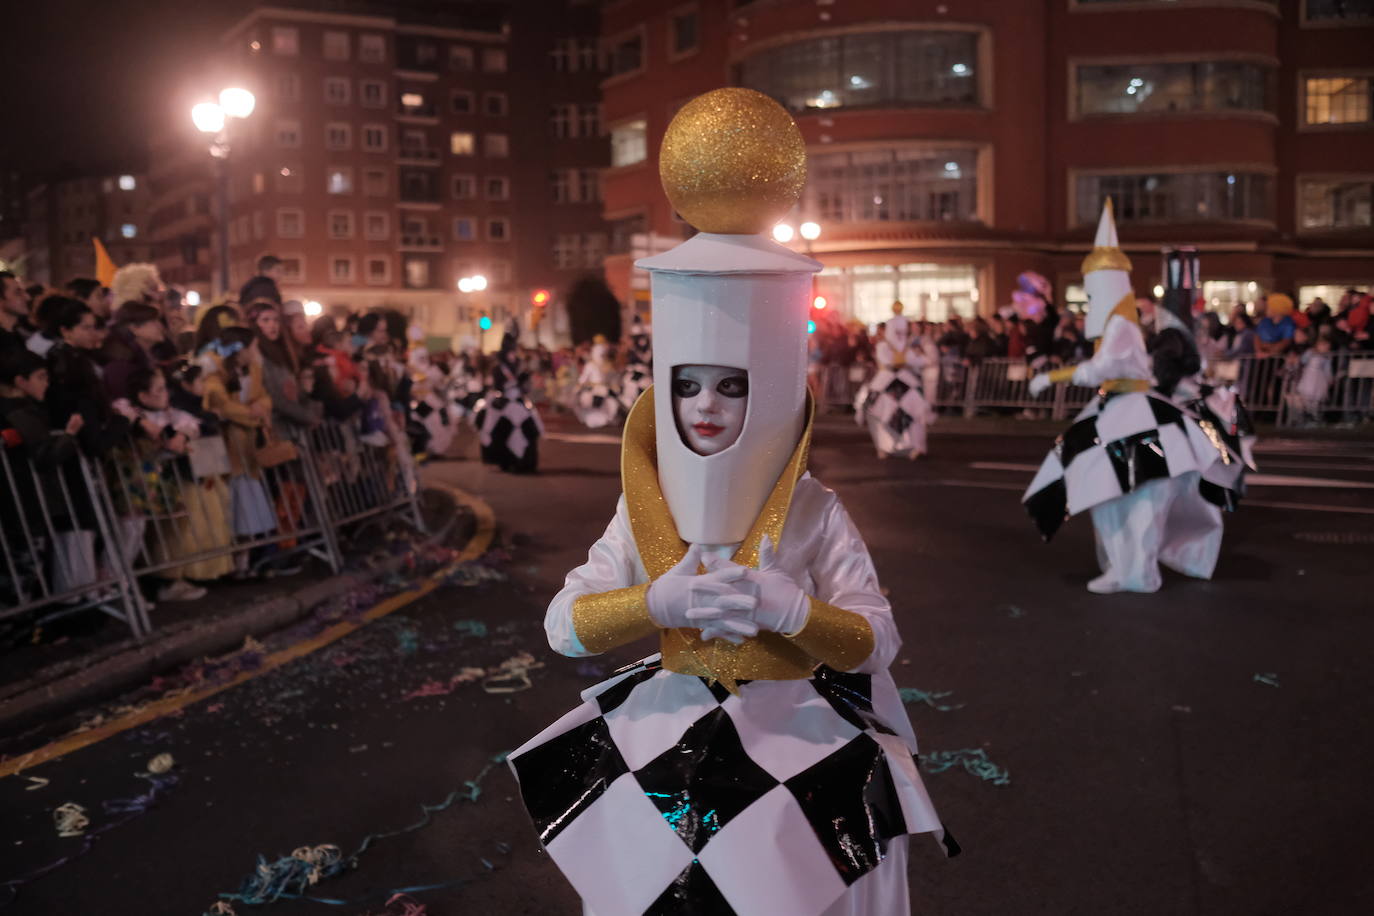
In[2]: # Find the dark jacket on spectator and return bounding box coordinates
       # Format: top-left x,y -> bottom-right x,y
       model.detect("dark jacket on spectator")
46,342 -> 131,456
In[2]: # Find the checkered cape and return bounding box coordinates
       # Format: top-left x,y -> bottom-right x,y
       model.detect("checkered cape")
620,366 -> 653,412
1185,386 -> 1257,511
474,393 -> 543,472
1023,390 -> 1229,540
577,383 -> 622,429
854,365 -> 932,455
509,656 -> 955,916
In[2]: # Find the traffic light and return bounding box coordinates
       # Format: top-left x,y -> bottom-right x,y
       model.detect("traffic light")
531,288 -> 551,307
478,315 -> 492,331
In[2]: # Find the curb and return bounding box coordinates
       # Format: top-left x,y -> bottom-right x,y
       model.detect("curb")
0,485 -> 484,741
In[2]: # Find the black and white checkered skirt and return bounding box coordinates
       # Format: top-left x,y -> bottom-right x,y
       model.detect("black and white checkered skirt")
1023,390 -> 1227,540
1185,387 -> 1257,511
854,366 -> 929,439
474,394 -> 543,472
510,657 -> 953,916
620,367 -> 652,412
577,384 -> 622,429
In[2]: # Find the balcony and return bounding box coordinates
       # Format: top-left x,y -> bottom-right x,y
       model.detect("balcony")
399,234 -> 443,251
397,147 -> 441,166
396,100 -> 438,123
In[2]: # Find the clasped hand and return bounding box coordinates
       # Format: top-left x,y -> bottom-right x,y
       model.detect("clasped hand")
645,537 -> 809,645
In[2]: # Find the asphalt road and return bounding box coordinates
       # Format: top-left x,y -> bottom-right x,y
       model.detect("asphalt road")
2,415 -> 1371,916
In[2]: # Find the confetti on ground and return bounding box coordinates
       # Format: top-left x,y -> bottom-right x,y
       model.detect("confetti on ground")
898,687 -> 963,712
24,777 -> 48,791
53,803 -> 89,837
395,629 -> 420,656
1254,672 -> 1280,688
452,620 -> 488,639
147,753 -> 174,774
923,749 -> 1011,786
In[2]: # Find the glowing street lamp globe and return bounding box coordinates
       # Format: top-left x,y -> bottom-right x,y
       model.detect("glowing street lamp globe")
772,223 -> 795,243
799,221 -> 821,241
191,102 -> 226,134
470,274 -> 488,291
303,300 -> 323,317
219,87 -> 256,120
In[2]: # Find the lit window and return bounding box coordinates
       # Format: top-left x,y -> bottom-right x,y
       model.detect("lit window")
359,34 -> 386,63
483,48 -> 507,73
610,119 -> 647,167
404,258 -> 431,289
484,133 -> 509,157
118,175 -> 136,191
450,131 -> 475,155
272,26 -> 298,56
120,223 -> 137,238
1305,76 -> 1373,126
804,147 -> 981,223
327,168 -> 354,195
1299,177 -> 1373,229
323,30 -> 350,60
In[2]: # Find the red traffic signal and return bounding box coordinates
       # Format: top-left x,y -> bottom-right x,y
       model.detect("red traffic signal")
531,288 -> 551,307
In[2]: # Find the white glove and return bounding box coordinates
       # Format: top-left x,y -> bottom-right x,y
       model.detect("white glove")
1028,373 -> 1052,397
699,536 -> 810,640
647,545 -> 760,644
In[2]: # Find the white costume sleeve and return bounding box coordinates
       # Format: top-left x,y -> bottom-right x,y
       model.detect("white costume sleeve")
1071,314 -> 1152,387
545,495 -> 647,657
807,492 -> 901,674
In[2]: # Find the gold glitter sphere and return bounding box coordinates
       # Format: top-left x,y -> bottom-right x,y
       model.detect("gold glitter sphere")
659,88 -> 807,235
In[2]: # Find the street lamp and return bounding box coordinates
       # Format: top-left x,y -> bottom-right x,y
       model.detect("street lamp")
772,223 -> 795,243
192,87 -> 256,295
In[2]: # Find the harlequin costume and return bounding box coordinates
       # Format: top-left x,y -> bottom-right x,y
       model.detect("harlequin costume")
853,302 -> 934,459
508,89 -> 954,916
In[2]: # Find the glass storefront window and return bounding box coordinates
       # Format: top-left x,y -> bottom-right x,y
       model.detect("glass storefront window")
737,29 -> 979,112
1076,61 -> 1272,116
1076,171 -> 1272,224
807,147 -> 980,224
1299,178 -> 1373,229
1297,284 -> 1369,309
815,263 -> 980,326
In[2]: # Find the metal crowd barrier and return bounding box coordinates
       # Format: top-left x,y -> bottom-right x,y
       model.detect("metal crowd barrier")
1,414 -> 424,648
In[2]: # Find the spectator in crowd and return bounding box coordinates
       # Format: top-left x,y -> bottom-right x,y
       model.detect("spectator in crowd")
26,294 -> 69,358
1006,314 -> 1027,359
0,351 -> 84,547
1225,312 -> 1257,358
193,304 -> 242,357
257,255 -> 285,286
0,270 -> 34,357
101,301 -> 166,401
247,301 -> 320,439
963,317 -> 998,364
239,274 -> 281,310
110,263 -> 165,314
45,300 -> 144,457
1198,312 -> 1229,363
65,278 -> 110,319
1256,293 -> 1296,356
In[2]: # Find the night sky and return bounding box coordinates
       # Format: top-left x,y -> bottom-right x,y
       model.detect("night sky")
3,0 -> 249,177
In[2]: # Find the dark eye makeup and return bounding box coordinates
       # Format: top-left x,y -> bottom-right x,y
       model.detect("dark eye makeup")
716,375 -> 748,398
672,378 -> 701,397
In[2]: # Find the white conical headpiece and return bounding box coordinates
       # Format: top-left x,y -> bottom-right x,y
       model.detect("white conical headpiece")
1081,198 -> 1137,339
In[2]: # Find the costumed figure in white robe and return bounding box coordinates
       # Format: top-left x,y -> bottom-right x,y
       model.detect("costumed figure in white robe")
576,335 -> 622,428
853,302 -> 934,459
508,89 -> 954,916
445,350 -> 485,425
1146,248 -> 1257,579
407,346 -> 458,459
619,315 -> 654,412
1022,200 -> 1231,594
473,322 -> 543,473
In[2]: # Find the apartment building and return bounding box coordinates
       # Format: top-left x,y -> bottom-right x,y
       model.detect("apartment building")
24,172 -> 152,288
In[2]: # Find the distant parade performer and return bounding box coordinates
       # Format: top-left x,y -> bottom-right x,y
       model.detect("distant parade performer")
445,350 -> 485,424
473,320 -> 543,473
509,88 -> 953,916
1022,200 -> 1230,594
619,314 -> 653,412
853,301 -> 934,459
575,334 -> 622,429
1147,247 -> 1257,577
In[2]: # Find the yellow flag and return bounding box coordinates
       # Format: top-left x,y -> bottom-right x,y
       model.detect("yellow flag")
92,236 -> 117,287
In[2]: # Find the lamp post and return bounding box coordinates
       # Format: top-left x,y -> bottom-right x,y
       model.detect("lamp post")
192,88 -> 256,296
457,273 -> 488,348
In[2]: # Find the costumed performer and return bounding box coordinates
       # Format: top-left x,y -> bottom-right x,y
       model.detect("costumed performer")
473,320 -> 543,473
853,301 -> 934,459
575,334 -> 622,428
1022,200 -> 1231,594
508,88 -> 954,916
619,314 -> 653,412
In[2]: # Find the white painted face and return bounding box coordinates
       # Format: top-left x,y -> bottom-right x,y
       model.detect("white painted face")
672,364 -> 749,456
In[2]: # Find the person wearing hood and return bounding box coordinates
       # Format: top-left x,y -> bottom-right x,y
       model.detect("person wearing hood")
507,89 -> 954,916
473,319 -> 544,473
100,301 -> 166,401
575,334 -> 623,429
853,301 -> 935,459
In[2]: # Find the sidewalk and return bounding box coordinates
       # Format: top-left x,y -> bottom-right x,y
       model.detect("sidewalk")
0,485 -> 475,741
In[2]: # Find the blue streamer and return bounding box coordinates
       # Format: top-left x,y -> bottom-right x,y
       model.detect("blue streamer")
922,748 -> 1011,786
898,687 -> 964,712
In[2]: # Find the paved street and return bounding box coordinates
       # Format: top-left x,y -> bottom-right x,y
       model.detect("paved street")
2,416 -> 1371,915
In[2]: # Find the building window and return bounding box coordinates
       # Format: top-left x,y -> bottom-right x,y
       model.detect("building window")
607,30 -> 644,77
450,45 -> 474,70
327,210 -> 354,239
323,30 -> 350,60
484,92 -> 508,116
272,26 -> 298,56
551,168 -> 599,203
360,33 -> 386,63
552,103 -> 599,138
738,30 -> 979,112
400,170 -> 438,202
1075,170 -> 1273,225
276,73 -> 300,102
483,48 -> 507,72
552,37 -> 602,73
450,131 -> 475,155
610,119 -> 647,167
488,217 -> 509,241
554,233 -> 580,268
326,167 -> 354,195
360,80 -> 387,108
399,92 -> 433,118
324,76 -> 351,106
1299,177 -> 1373,229
275,119 -> 301,148
362,125 -> 388,152
451,174 -> 476,199
815,263 -> 980,326
325,123 -> 352,150
330,256 -> 355,284
366,256 -> 391,285
280,257 -> 303,283
671,8 -> 699,57
609,213 -> 647,254
579,104 -> 600,137
275,166 -> 302,193
450,90 -> 474,115
363,211 -> 389,240
1304,76 -> 1373,126
453,217 -> 476,240
363,168 -> 388,196
485,133 -> 509,157
805,147 -> 981,223
1304,0 -> 1374,22
276,208 -> 304,238
404,258 -> 431,288
1076,61 -> 1273,117
485,176 -> 510,200
252,172 -> 266,194
121,223 -> 137,238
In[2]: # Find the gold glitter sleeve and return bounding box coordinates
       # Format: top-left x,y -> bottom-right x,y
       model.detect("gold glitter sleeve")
786,598 -> 875,672
1047,366 -> 1076,384
571,584 -> 657,654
